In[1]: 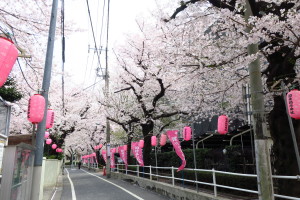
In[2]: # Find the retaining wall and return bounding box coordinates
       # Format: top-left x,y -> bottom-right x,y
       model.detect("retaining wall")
111,172 -> 231,200
43,158 -> 62,188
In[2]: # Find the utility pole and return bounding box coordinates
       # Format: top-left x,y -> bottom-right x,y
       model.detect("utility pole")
105,0 -> 111,178
245,1 -> 274,199
30,0 -> 58,199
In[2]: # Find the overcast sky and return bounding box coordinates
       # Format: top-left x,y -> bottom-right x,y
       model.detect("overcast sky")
61,0 -> 158,89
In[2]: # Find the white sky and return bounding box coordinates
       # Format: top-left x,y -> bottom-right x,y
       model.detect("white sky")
62,0 -> 158,89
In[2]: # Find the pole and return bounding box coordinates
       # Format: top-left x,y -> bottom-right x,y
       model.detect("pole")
281,82 -> 300,172
245,1 -> 274,199
105,0 -> 111,178
191,124 -> 198,191
30,0 -> 58,199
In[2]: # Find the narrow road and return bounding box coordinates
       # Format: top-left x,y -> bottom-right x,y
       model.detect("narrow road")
61,168 -> 169,200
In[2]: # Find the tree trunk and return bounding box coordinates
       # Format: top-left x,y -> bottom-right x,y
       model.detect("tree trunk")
266,48 -> 300,196
127,135 -> 133,164
141,121 -> 154,166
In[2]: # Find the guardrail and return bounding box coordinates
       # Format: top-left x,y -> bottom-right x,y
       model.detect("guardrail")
115,164 -> 300,200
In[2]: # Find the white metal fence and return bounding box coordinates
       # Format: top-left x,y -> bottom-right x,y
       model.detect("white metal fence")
115,164 -> 300,200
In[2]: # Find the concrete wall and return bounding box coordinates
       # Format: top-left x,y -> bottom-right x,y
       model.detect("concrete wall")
111,172 -> 231,200
43,159 -> 62,188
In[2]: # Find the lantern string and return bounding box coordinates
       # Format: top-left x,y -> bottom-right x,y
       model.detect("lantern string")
17,59 -> 38,91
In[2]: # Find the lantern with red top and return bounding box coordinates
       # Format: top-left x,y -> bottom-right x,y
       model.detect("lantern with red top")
151,136 -> 157,146
287,89 -> 300,119
46,109 -> 54,129
0,37 -> 18,87
27,94 -> 46,124
218,115 -> 229,135
160,134 -> 167,146
183,126 -> 192,141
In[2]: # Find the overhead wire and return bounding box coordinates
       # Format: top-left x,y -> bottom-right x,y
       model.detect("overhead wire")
85,0 -> 104,76
61,0 -> 66,116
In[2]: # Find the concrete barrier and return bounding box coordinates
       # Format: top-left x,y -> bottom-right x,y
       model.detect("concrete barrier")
111,172 -> 231,200
43,159 -> 62,188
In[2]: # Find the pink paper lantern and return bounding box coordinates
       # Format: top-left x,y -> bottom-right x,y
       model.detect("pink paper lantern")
27,94 -> 46,124
51,144 -> 57,149
0,37 -> 18,87
183,126 -> 192,141
46,138 -> 52,145
218,115 -> 229,135
45,109 -> 54,129
287,89 -> 300,119
44,131 -> 50,139
138,140 -> 144,148
160,134 -> 167,146
98,144 -> 103,149
151,136 -> 157,146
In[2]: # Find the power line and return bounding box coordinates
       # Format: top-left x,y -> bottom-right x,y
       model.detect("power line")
61,0 -> 65,116
17,59 -> 37,91
85,0 -> 104,76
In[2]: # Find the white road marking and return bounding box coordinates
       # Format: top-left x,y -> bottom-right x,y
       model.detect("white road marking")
81,169 -> 144,200
65,169 -> 77,200
50,187 -> 57,200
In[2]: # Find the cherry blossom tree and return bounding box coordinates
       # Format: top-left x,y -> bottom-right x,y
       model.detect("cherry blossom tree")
158,0 -> 300,196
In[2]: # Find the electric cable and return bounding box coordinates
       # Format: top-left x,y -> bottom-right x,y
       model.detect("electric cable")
85,0 -> 104,76
17,59 -> 37,91
61,0 -> 65,116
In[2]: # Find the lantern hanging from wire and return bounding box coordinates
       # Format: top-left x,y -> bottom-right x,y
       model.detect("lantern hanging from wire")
151,136 -> 157,146
44,131 -> 50,139
45,109 -> 54,129
138,139 -> 144,148
183,126 -> 192,141
51,144 -> 57,149
27,94 -> 46,124
46,138 -> 52,145
0,37 -> 18,87
218,115 -> 229,134
287,89 -> 300,119
160,134 -> 167,146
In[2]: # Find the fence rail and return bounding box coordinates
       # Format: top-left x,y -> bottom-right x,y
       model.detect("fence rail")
115,164 -> 300,200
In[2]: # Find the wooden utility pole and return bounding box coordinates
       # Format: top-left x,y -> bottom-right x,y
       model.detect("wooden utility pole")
245,1 -> 274,199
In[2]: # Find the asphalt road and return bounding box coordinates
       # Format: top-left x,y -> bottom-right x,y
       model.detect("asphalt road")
61,168 -> 170,200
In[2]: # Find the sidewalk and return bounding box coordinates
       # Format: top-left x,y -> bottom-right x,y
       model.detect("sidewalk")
42,172 -> 63,200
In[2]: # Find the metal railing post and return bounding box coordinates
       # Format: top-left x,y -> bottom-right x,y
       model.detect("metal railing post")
150,165 -> 152,180
172,166 -> 175,186
137,165 -> 139,177
126,166 -> 128,174
212,168 -> 217,197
